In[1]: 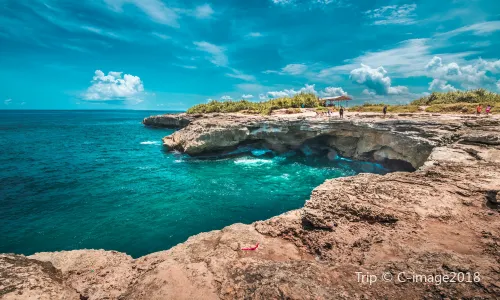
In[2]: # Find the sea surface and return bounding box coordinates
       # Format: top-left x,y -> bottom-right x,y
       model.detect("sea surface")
0,110 -> 388,258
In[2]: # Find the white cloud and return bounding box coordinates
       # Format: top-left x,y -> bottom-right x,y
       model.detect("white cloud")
194,41 -> 228,67
319,39 -> 476,78
104,0 -> 178,27
151,32 -> 170,40
267,84 -> 317,98
438,21 -> 500,37
173,64 -> 197,69
264,84 -> 348,99
81,25 -> 128,41
282,64 -> 308,75
350,64 -> 408,95
220,95 -> 232,101
271,0 -> 293,4
83,70 -> 145,102
194,4 -> 214,19
428,79 -> 457,92
497,80 -> 500,91
264,63 -> 308,76
247,32 -> 263,38
259,94 -> 267,100
425,56 -> 500,89
4,98 -> 12,105
226,69 -> 255,81
320,87 -> 347,97
362,89 -> 376,97
242,94 -> 254,99
365,4 -> 417,25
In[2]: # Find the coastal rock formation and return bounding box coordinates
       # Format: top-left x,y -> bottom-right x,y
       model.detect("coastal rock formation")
142,113 -> 197,128
155,113 -> 480,170
2,113 -> 500,299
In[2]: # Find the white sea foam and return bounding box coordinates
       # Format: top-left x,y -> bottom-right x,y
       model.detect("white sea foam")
140,141 -> 160,145
234,158 -> 274,166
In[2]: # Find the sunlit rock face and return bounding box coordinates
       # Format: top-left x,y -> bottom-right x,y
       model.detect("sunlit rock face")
157,113 -> 471,170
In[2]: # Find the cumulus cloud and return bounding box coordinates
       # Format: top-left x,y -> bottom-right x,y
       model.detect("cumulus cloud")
265,84 -> 348,98
242,94 -> 254,99
194,4 -> 214,19
259,94 -> 267,100
320,87 -> 347,97
350,64 -> 408,95
220,95 -> 232,101
428,79 -> 457,92
267,84 -> 317,98
362,89 -> 376,97
497,80 -> 500,91
425,56 -> 500,89
194,41 -> 228,67
365,4 -> 417,25
4,98 -> 12,105
83,70 -> 145,102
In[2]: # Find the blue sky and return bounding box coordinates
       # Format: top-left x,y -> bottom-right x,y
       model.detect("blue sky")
1,0 -> 500,110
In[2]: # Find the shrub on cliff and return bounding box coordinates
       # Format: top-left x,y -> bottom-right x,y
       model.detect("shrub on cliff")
186,93 -> 321,115
412,89 -> 500,106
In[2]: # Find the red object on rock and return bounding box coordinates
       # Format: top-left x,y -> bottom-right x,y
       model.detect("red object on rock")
241,242 -> 259,251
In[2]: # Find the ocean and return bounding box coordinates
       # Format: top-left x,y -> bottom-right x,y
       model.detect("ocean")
0,110 -> 388,258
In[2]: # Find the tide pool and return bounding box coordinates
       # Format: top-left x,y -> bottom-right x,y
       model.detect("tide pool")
0,110 -> 387,258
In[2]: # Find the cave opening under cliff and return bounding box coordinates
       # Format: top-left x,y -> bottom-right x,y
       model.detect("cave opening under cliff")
186,134 -> 418,173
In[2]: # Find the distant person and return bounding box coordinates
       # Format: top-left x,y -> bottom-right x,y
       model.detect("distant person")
339,106 -> 344,119
476,104 -> 482,115
486,105 -> 491,115
383,105 -> 388,118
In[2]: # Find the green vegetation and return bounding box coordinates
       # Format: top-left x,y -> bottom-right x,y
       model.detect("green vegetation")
410,89 -> 499,114
186,89 -> 499,115
186,93 -> 321,115
411,89 -> 500,106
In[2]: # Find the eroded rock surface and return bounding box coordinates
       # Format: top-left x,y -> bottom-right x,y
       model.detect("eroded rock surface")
156,113 -> 498,169
2,113 -> 500,299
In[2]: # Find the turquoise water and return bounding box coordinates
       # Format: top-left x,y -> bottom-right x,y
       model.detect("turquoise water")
0,110 -> 388,258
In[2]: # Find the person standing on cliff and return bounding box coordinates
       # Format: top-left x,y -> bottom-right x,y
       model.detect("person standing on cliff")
383,105 -> 388,118
476,104 -> 482,115
339,106 -> 344,119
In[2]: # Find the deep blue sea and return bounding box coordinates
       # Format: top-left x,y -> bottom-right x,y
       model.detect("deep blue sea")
0,110 -> 388,258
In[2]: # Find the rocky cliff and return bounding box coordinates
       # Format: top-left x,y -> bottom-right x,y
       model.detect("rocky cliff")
2,113 -> 499,299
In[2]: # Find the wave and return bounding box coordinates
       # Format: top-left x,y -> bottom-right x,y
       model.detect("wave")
234,157 -> 274,166
140,141 -> 161,145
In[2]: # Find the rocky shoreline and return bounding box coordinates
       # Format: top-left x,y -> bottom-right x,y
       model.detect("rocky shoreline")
2,112 -> 499,299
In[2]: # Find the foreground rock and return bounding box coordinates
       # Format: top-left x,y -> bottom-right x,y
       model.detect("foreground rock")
2,113 -> 500,299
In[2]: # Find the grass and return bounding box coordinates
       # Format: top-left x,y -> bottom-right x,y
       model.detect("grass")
186,93 -> 321,115
350,104 -> 420,113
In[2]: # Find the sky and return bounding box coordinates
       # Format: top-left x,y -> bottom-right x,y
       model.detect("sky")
1,0 -> 500,110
